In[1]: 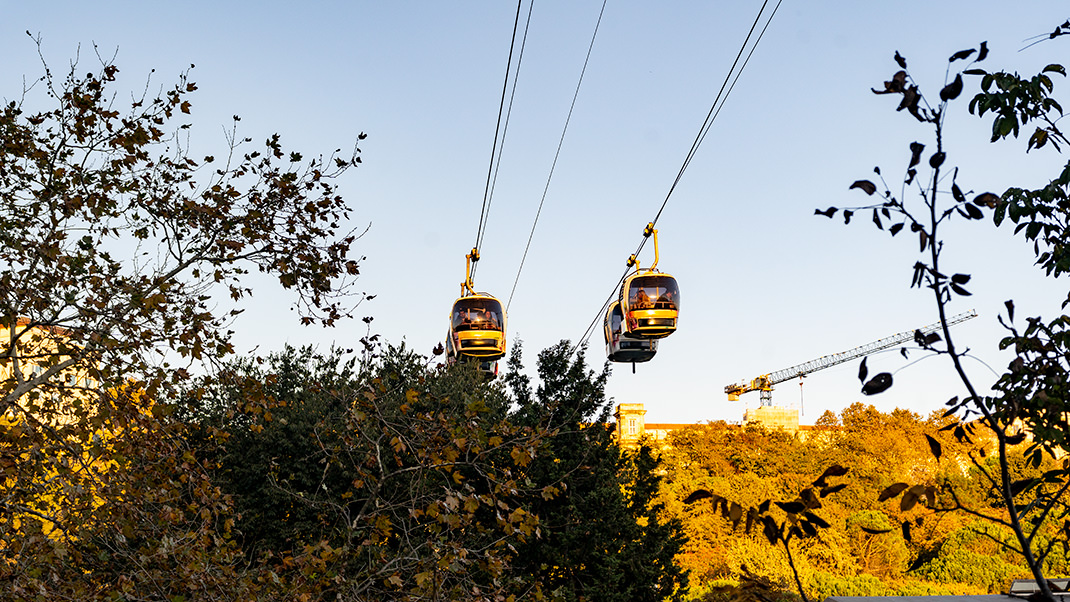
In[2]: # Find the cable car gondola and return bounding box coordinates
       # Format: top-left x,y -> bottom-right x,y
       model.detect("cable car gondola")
619,224 -> 680,339
604,300 -> 658,365
446,249 -> 507,362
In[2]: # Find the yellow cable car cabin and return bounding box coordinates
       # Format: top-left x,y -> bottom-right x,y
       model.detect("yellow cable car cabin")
619,224 -> 680,339
448,294 -> 507,360
445,249 -> 507,362
604,301 -> 657,363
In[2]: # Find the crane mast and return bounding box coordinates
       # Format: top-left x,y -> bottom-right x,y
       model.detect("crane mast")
724,310 -> 977,405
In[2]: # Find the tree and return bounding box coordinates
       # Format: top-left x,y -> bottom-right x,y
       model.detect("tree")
0,41 -> 364,599
504,340 -> 688,602
187,344 -> 547,601
818,25 -> 1070,601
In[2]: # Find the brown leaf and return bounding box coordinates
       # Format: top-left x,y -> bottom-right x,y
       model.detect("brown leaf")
878,483 -> 909,502
924,433 -> 943,460
974,192 -> 999,208
850,180 -> 878,195
775,501 -> 806,514
908,142 -> 925,168
940,74 -> 964,101
683,489 -> 713,504
949,49 -> 976,62
861,372 -> 893,395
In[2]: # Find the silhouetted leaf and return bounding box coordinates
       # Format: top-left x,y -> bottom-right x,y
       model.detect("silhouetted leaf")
862,372 -> 893,395
683,489 -> 713,504
1006,300 -> 1015,323
963,203 -> 984,220
1029,448 -> 1044,469
815,207 -> 838,218
861,526 -> 894,535
804,512 -> 830,529
878,483 -> 909,502
895,52 -> 907,69
820,483 -> 847,497
901,489 -> 920,512
940,74 -> 964,101
949,49 -> 976,62
974,192 -> 999,208
952,183 -> 966,203
1010,478 -> 1038,496
775,501 -> 806,514
909,142 -> 925,168
850,180 -> 878,195
929,151 -> 946,168
953,425 -> 972,445
889,222 -> 904,236
900,347 -> 909,359
872,209 -> 884,230
951,273 -> 971,284
843,210 -> 854,225
919,229 -> 928,252
758,499 -> 771,514
858,357 -> 869,383
813,465 -> 849,488
762,516 -> 780,545
977,41 -> 989,61
902,520 -> 912,541
924,434 -> 943,460
1006,432 -> 1027,445
800,520 -> 818,537
874,70 -> 908,94
950,283 -> 972,296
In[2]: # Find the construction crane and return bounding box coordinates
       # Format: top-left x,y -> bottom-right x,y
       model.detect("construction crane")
724,310 -> 978,406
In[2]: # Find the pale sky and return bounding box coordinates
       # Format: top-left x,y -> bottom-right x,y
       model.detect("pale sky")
3,2 -> 1068,424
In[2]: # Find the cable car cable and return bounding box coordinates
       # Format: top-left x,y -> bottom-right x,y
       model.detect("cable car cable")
506,0 -> 609,312
570,0 -> 783,356
472,0 -> 527,281
481,0 -> 536,257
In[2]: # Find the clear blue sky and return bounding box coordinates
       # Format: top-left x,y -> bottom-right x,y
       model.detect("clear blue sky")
3,2 -> 1067,424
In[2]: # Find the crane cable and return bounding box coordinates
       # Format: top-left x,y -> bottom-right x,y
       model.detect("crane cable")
570,0 -> 785,355
471,0 -> 531,286
506,0 -> 609,312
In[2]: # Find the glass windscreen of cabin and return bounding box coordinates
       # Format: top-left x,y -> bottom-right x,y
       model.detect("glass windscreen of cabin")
627,276 -> 680,310
452,298 -> 504,331
610,305 -> 624,334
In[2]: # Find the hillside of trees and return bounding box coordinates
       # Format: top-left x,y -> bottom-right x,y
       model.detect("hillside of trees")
6,16 -> 1070,602
654,405 -> 1070,601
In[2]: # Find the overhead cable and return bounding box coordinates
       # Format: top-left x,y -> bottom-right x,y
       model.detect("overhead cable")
571,0 -> 784,355
507,0 -> 609,312
472,0 -> 528,288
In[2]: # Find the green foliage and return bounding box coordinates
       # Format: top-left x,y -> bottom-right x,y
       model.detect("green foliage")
815,25 -> 1070,601
189,343 -> 544,601
911,523 -> 1030,592
505,341 -> 688,602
